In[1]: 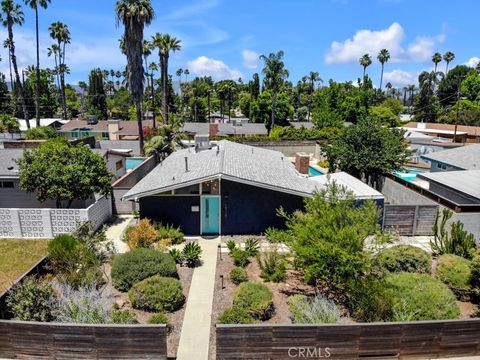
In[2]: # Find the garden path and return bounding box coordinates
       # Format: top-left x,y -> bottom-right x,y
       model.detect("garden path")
177,237 -> 219,360
105,215 -> 134,254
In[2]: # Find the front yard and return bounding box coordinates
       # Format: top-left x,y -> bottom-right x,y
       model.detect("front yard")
0,239 -> 49,293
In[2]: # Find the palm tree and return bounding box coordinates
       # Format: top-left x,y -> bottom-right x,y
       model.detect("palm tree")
184,68 -> 189,82
3,39 -> 13,87
359,53 -> 372,79
259,50 -> 289,130
49,21 -> 70,119
47,44 -> 60,87
24,0 -> 50,126
432,52 -> 442,73
152,33 -> 181,125
377,49 -> 390,90
1,0 -> 29,127
443,51 -> 455,76
307,71 -> 321,120
148,61 -> 157,128
385,82 -> 393,96
176,68 -> 183,96
116,0 -> 154,156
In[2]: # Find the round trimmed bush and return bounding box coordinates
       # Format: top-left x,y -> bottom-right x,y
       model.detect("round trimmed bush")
111,248 -> 177,291
128,275 -> 185,312
230,267 -> 248,285
376,245 -> 431,274
233,282 -> 274,320
387,272 -> 460,321
217,307 -> 255,324
436,254 -> 472,301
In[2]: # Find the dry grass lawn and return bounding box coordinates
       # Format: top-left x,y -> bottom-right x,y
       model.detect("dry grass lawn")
0,239 -> 49,293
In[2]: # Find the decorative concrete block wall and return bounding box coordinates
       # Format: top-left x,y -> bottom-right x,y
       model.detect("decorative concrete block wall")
0,196 -> 112,239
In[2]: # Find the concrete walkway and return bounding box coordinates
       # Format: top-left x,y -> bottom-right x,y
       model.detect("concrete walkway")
177,238 -> 219,360
105,215 -> 135,254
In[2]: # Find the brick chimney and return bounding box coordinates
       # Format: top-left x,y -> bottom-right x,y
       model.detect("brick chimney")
295,152 -> 310,175
209,123 -> 219,138
108,120 -> 120,140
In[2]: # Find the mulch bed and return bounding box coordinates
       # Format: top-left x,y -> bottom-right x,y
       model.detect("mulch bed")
102,262 -> 193,359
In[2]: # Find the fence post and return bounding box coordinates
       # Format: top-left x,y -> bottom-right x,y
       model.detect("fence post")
412,205 -> 419,236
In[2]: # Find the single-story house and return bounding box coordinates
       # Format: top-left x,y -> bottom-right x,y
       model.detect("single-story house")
403,122 -> 480,143
421,144 -> 480,172
59,120 -> 154,141
122,140 -> 383,235
181,122 -> 268,138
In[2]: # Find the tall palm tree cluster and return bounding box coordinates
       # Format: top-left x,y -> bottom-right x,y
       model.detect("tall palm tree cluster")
358,49 -> 391,89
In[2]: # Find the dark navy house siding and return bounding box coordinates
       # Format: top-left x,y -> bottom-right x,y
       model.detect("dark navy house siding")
140,196 -> 200,235
220,180 -> 305,235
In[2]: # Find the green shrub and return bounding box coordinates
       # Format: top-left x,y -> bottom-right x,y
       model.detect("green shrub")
217,307 -> 255,324
257,249 -> 287,282
288,294 -> 342,324
226,240 -> 236,252
182,242 -> 202,267
148,312 -> 173,332
24,126 -> 58,140
48,234 -> 103,288
233,282 -> 274,320
348,277 -> 394,322
317,160 -> 330,168
157,224 -> 184,245
376,245 -> 431,274
111,248 -> 177,291
436,254 -> 472,301
431,209 -> 476,259
387,272 -> 460,321
265,227 -> 291,243
470,252 -> 480,290
169,249 -> 184,264
6,277 -> 55,321
245,239 -> 259,257
110,309 -> 137,324
230,248 -> 250,267
72,221 -> 114,262
129,276 -> 185,312
230,267 -> 248,285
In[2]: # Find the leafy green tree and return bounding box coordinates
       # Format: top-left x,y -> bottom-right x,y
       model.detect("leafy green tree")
24,125 -> 58,139
65,85 -> 79,117
1,0 -> 30,127
438,99 -> 480,126
23,0 -> 51,126
311,107 -> 343,128
414,71 -> 440,123
144,124 -> 184,160
461,70 -> 480,101
17,138 -> 113,208
325,117 -> 411,187
369,103 -> 400,127
24,67 -> 59,118
0,113 -> 18,132
259,51 -> 289,130
0,72 -> 11,113
87,68 -> 108,119
238,91 -> 253,118
250,90 -> 292,127
49,21 -> 70,119
116,0 -> 155,156
437,65 -> 471,108
377,49 -> 390,90
107,87 -> 131,119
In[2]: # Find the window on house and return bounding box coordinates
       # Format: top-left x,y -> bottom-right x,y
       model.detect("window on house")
116,160 -> 123,171
102,132 -> 109,139
202,179 -> 219,195
436,163 -> 442,168
0,181 -> 14,188
175,184 -> 200,195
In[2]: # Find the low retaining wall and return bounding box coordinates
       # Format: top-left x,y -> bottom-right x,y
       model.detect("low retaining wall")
0,320 -> 168,359
0,196 -> 112,239
217,320 -> 480,359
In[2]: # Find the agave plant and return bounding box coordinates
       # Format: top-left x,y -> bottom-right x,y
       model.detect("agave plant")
226,240 -> 236,252
245,238 -> 259,257
169,249 -> 184,264
182,242 -> 202,267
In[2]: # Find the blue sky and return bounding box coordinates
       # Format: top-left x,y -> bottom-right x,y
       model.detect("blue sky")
1,0 -> 479,87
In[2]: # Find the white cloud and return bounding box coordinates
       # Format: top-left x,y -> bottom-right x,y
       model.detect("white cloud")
241,49 -> 259,69
464,57 -> 480,68
163,0 -> 220,21
325,22 -> 445,64
383,69 -> 419,86
187,56 -> 243,80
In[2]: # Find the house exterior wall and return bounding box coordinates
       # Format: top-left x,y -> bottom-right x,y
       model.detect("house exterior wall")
220,180 -> 305,235
429,160 -> 463,172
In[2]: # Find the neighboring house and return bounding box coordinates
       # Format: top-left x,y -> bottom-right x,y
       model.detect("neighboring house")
98,140 -> 141,157
403,122 -> 480,143
17,118 -> 69,132
181,122 -> 268,138
421,144 -> 480,172
122,139 -> 383,235
289,121 -> 315,129
59,119 -> 154,141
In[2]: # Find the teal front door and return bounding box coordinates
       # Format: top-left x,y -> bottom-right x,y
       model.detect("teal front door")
201,196 -> 220,234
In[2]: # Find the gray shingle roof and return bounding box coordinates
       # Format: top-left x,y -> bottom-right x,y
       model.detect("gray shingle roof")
418,170 -> 480,201
421,144 -> 480,170
0,149 -> 24,177
123,140 -> 316,200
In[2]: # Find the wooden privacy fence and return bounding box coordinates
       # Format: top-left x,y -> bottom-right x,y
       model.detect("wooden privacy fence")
217,319 -> 480,359
0,320 -> 168,359
383,205 -> 437,236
